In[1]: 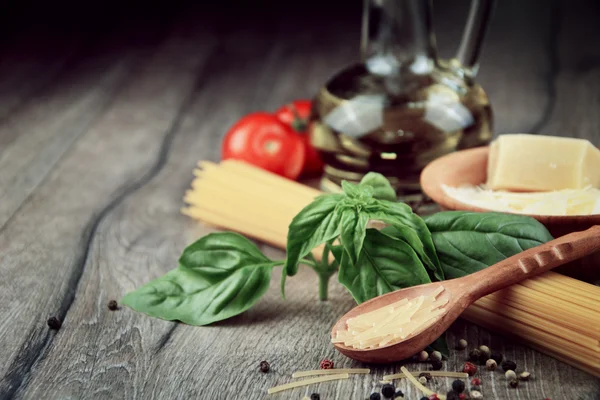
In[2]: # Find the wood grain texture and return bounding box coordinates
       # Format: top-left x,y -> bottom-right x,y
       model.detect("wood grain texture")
0,1 -> 598,399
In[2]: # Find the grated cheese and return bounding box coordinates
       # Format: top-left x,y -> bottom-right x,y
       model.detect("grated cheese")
267,373 -> 349,394
292,368 -> 370,378
401,366 -> 446,400
442,184 -> 600,216
332,287 -> 447,349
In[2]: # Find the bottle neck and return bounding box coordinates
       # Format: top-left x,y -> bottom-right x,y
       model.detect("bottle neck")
361,0 -> 437,77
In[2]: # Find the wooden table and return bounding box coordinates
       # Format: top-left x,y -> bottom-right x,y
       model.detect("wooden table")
1,0 -> 599,399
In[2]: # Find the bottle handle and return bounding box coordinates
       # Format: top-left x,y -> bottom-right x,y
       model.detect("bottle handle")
454,0 -> 496,77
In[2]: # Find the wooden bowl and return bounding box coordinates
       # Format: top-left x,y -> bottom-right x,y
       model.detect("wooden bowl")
420,147 -> 600,238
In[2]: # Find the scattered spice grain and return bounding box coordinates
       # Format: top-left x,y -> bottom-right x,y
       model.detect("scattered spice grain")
381,383 -> 395,398
501,360 -> 517,372
519,371 -> 531,381
451,379 -> 465,393
107,300 -> 119,311
47,316 -> 62,330
463,362 -> 477,376
468,349 -> 481,362
456,339 -> 468,350
320,359 -> 334,369
259,361 -> 270,373
485,359 -> 497,371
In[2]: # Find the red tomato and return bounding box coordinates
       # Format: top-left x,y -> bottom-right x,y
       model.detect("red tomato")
275,100 -> 324,177
222,112 -> 306,180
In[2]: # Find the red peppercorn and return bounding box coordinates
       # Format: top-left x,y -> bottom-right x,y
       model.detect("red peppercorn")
458,394 -> 467,400
428,394 -> 440,400
470,377 -> 481,386
319,359 -> 334,369
463,362 -> 477,376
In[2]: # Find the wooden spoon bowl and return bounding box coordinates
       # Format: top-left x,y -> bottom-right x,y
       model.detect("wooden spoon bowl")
332,225 -> 600,364
420,146 -> 600,238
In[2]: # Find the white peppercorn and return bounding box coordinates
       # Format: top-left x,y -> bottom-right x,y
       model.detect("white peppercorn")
418,350 -> 429,362
505,370 -> 517,380
486,359 -> 497,371
418,376 -> 428,385
430,351 -> 443,362
519,371 -> 531,381
456,339 -> 468,350
470,390 -> 483,399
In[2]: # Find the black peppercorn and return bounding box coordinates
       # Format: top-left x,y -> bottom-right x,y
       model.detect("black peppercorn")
259,360 -> 270,373
310,394 -> 320,400
418,372 -> 432,381
381,383 -> 395,398
47,316 -> 62,330
420,397 -> 429,400
446,391 -> 460,400
107,300 -> 119,311
502,360 -> 517,372
394,390 -> 404,398
491,351 -> 504,364
468,349 -> 481,362
451,379 -> 465,393
509,378 -> 519,388
370,393 -> 381,400
430,359 -> 443,370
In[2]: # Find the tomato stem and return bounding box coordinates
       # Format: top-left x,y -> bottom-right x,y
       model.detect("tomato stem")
287,103 -> 308,133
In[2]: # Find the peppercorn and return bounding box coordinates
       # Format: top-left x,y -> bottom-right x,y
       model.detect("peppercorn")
419,372 -> 433,382
470,390 -> 483,399
490,351 -> 503,364
505,370 -> 517,380
420,397 -> 429,400
381,383 -> 395,398
418,350 -> 429,362
446,391 -> 460,400
418,376 -> 428,385
370,393 -> 381,400
486,358 -> 497,371
430,359 -> 443,370
456,339 -> 468,350
458,394 -> 467,400
502,360 -> 517,372
47,316 -> 62,330
310,394 -> 320,400
463,362 -> 477,376
519,371 -> 531,381
478,346 -> 491,365
468,349 -> 481,362
320,359 -> 334,369
259,360 -> 270,373
428,395 -> 440,400
394,390 -> 404,398
107,300 -> 119,311
509,378 -> 519,388
470,377 -> 481,386
430,351 -> 442,362
451,379 -> 465,393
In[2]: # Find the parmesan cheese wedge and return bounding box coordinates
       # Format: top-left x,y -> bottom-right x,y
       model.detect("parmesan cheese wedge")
487,134 -> 600,192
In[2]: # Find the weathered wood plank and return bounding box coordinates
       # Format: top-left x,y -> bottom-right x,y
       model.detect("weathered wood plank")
0,19 -> 217,398
0,17 -> 176,230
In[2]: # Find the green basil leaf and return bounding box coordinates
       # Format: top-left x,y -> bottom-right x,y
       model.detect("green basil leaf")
339,208 -> 369,264
338,228 -> 431,304
342,180 -> 373,200
424,211 -> 554,279
282,194 -> 345,295
366,202 -> 443,281
122,232 -> 277,325
359,172 -> 397,201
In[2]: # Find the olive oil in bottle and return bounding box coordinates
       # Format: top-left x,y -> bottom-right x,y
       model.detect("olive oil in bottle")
309,0 -> 495,199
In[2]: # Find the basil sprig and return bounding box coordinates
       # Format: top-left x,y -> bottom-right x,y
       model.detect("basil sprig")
122,173 -> 553,334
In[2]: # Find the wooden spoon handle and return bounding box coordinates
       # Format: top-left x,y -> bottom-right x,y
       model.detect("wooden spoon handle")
468,225 -> 600,299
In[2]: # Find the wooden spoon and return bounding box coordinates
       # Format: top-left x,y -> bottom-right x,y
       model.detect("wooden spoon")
331,225 -> 600,363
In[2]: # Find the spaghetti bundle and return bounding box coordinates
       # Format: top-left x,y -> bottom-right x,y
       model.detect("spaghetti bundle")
182,160 -> 600,377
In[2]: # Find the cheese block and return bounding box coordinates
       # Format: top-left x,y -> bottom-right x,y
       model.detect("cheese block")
487,134 -> 600,191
